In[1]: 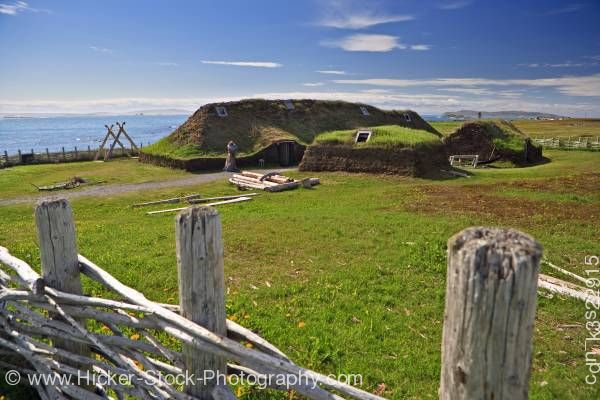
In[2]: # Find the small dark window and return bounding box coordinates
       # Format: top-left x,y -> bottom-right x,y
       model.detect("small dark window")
355,130 -> 372,143
215,106 -> 228,117
360,106 -> 370,116
404,113 -> 411,122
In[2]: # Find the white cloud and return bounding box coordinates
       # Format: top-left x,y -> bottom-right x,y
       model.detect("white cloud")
438,1 -> 472,10
1,92 -> 597,117
303,82 -> 324,87
90,46 -> 114,54
437,87 -> 493,95
249,90 -> 598,116
0,97 -> 237,115
322,34 -> 405,52
155,62 -> 179,67
333,74 -> 600,96
316,70 -> 347,75
518,61 -> 596,68
319,13 -> 414,29
547,3 -> 583,15
361,89 -> 391,94
410,44 -> 430,51
316,0 -> 414,29
201,60 -> 282,68
0,1 -> 47,15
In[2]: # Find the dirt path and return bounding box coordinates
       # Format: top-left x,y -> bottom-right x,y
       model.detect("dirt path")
0,168 -> 296,206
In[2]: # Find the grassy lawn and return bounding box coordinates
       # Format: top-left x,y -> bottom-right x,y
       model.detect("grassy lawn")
513,118 -> 600,139
0,150 -> 599,399
428,121 -> 463,136
314,125 -> 441,147
0,158 -> 188,199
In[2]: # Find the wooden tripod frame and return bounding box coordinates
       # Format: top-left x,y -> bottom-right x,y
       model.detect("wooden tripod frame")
95,122 -> 140,161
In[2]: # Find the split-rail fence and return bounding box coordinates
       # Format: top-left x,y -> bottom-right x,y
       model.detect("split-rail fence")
0,198 -> 543,399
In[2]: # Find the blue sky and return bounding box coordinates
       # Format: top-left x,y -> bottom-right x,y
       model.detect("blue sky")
1,0 -> 599,116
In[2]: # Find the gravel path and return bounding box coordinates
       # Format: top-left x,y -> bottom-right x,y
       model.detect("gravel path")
0,168 -> 296,206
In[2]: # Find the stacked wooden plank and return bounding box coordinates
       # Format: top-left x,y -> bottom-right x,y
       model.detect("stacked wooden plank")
229,171 -> 319,192
132,193 -> 260,215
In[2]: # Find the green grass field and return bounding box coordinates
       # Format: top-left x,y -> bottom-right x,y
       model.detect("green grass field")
0,151 -> 599,399
314,125 -> 441,147
0,158 -> 187,200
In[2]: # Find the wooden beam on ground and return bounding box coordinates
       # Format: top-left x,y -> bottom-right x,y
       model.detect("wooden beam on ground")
132,194 -> 201,208
538,274 -> 600,304
146,196 -> 252,215
543,260 -> 588,285
264,181 -> 300,192
232,174 -> 279,187
188,193 -> 260,204
228,178 -> 268,190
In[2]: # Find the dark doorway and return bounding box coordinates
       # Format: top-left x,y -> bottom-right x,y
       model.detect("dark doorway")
277,141 -> 295,166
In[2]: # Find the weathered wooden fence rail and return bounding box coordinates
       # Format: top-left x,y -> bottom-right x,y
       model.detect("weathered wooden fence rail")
0,198 -> 546,399
533,136 -> 600,150
1,145 -> 145,168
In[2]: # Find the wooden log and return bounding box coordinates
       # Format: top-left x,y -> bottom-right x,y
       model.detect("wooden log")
440,227 -> 541,400
232,174 -> 279,186
538,274 -> 600,304
176,206 -> 228,398
35,198 -> 91,370
116,122 -> 139,152
0,246 -> 45,295
94,125 -> 112,161
147,196 -> 252,215
132,194 -> 202,208
228,178 -> 268,190
78,255 -> 385,400
187,193 -> 260,204
543,260 -> 588,285
240,171 -> 293,184
264,181 -> 300,192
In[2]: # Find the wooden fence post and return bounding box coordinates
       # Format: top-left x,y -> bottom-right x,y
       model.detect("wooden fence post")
176,206 -> 228,398
74,146 -> 78,159
46,148 -> 50,161
440,227 -> 542,400
35,198 -> 90,365
62,146 -> 66,161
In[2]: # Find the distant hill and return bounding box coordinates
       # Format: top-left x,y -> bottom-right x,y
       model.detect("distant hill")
129,109 -> 191,116
444,110 -> 567,120
1,109 -> 191,118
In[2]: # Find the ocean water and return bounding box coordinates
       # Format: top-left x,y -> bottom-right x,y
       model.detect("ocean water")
0,114 -> 188,155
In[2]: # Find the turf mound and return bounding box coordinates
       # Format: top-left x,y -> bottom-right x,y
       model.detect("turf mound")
443,120 -> 543,165
300,125 -> 448,177
140,99 -> 439,169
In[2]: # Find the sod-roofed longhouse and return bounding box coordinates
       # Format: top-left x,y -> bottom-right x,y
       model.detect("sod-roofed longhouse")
443,120 -> 543,166
139,99 -> 437,171
299,124 -> 449,177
